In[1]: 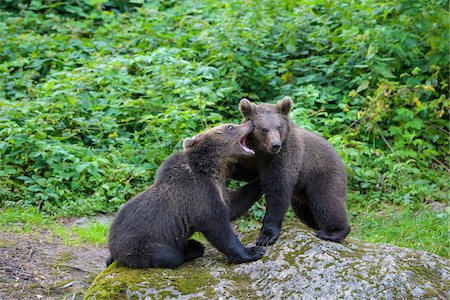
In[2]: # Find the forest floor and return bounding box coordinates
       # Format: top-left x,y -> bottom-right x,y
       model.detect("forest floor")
0,225 -> 109,300
0,201 -> 448,300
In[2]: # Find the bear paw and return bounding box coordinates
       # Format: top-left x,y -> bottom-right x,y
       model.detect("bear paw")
245,246 -> 266,262
316,228 -> 350,243
256,225 -> 281,246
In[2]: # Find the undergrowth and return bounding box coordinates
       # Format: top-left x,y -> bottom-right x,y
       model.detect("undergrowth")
0,0 -> 448,254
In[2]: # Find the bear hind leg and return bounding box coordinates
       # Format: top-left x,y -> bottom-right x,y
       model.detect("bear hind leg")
150,245 -> 185,269
316,227 -> 350,242
291,199 -> 320,230
183,239 -> 205,262
302,188 -> 350,243
115,244 -> 185,269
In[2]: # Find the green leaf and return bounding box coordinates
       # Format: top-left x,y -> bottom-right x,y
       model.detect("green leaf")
405,119 -> 423,130
0,167 -> 16,176
374,63 -> 396,79
356,80 -> 370,93
394,108 -> 414,121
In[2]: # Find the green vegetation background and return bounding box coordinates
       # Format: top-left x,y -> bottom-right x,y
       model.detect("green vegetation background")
0,0 -> 448,257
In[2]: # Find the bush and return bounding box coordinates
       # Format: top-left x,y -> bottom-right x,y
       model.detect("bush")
0,0 -> 448,216
0,0 -> 140,16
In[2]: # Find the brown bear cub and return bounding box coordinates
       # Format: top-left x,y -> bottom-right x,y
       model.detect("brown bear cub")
233,97 -> 350,246
107,121 -> 265,269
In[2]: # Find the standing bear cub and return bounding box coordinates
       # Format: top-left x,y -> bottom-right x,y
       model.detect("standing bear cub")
107,121 -> 265,269
233,97 -> 350,246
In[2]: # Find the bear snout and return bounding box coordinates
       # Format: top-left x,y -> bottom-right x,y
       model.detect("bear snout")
270,141 -> 282,153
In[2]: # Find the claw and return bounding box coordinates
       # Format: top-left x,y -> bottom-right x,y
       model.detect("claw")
256,226 -> 280,246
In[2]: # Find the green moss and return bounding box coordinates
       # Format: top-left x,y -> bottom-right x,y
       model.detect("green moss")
240,230 -> 259,245
55,250 -> 75,265
404,261 -> 449,297
86,226 -> 450,299
226,272 -> 258,299
284,252 -> 297,266
29,283 -> 40,289
159,263 -> 218,297
84,273 -> 98,284
85,261 -> 219,299
281,243 -> 310,266
0,239 -> 17,248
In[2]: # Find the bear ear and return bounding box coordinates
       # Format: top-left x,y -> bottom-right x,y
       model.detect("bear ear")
275,96 -> 293,115
183,137 -> 197,150
239,98 -> 254,118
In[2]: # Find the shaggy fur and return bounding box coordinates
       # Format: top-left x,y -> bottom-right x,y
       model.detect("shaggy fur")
106,121 -> 265,269
233,97 -> 350,246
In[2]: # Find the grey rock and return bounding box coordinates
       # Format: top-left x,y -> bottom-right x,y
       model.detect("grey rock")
74,217 -> 89,226
92,215 -> 114,225
428,201 -> 449,213
85,223 -> 450,299
73,215 -> 114,227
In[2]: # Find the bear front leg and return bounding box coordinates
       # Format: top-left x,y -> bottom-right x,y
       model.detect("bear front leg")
227,180 -> 263,221
196,206 -> 266,264
257,187 -> 292,246
230,160 -> 258,182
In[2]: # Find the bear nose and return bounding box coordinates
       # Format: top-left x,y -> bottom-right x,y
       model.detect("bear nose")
272,142 -> 281,151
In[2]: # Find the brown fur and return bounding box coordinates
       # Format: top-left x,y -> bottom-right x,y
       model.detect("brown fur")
233,97 -> 350,245
107,121 -> 265,268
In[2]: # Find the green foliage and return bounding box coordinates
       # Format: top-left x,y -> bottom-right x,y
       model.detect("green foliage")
0,0 -> 448,232
0,0 -> 141,17
0,207 -> 109,245
350,204 -> 450,257
52,221 -> 109,245
1,206 -> 447,257
0,207 -> 50,229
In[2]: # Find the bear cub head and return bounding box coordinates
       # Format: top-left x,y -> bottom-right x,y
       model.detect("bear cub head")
183,121 -> 255,164
239,96 -> 293,155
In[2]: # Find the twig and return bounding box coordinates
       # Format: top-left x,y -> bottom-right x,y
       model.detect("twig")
0,266 -> 33,279
56,281 -> 74,290
342,119 -> 360,136
376,124 -> 401,163
124,173 -> 135,186
27,248 -> 34,262
432,158 -> 450,173
306,108 -> 325,118
59,264 -> 96,274
427,123 -> 450,135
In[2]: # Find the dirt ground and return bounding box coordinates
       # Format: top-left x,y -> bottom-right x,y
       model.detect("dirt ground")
0,230 -> 109,300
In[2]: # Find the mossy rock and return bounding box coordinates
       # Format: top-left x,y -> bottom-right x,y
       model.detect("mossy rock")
86,223 -> 450,299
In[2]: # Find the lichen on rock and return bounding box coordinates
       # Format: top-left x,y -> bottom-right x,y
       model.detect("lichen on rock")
85,223 -> 450,299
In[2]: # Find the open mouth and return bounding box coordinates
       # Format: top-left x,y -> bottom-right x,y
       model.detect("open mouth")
239,136 -> 255,154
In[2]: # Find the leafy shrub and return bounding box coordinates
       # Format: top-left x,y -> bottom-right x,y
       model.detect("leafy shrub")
0,0 -> 448,217
0,0 -> 141,17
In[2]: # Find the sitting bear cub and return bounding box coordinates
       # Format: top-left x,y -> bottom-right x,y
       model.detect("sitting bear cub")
107,121 -> 265,269
233,97 -> 350,246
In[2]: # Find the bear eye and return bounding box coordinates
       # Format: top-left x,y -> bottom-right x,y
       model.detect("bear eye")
262,128 -> 269,133
278,126 -> 282,131
227,125 -> 234,131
